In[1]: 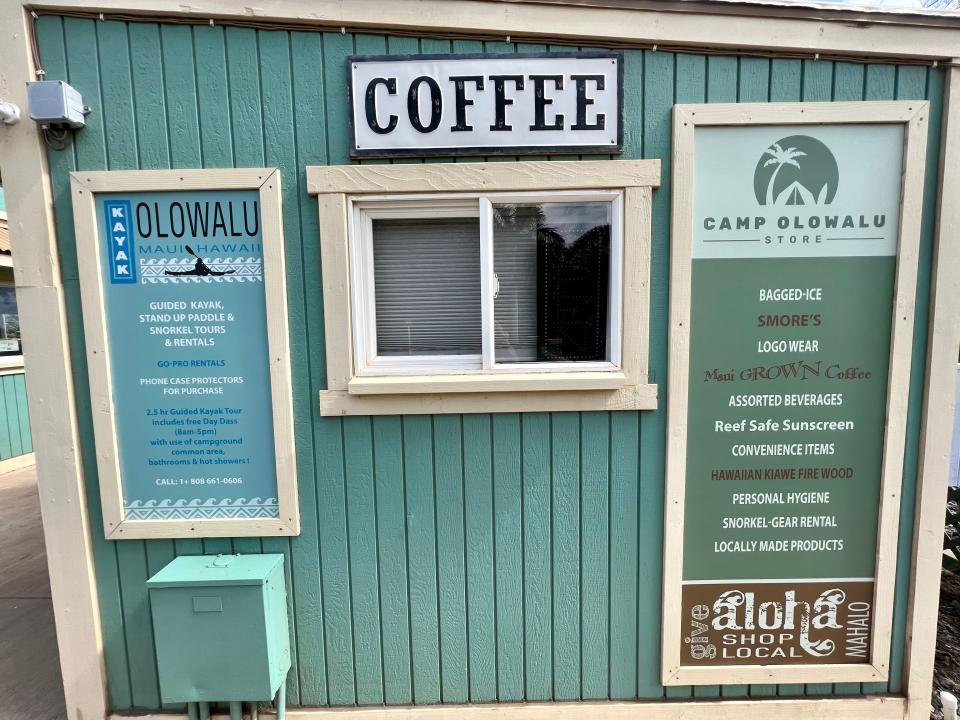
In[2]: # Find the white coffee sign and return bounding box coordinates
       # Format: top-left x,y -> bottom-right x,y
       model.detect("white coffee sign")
349,52 -> 622,157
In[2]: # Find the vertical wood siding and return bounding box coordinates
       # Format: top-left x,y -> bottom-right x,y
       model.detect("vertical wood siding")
34,17 -> 943,709
0,372 -> 31,460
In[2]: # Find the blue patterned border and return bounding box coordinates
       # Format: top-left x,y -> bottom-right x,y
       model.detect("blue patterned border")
124,497 -> 279,520
139,257 -> 264,284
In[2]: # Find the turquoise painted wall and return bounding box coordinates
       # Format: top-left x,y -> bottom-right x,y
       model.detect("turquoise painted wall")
0,371 -> 31,461
34,16 -> 943,710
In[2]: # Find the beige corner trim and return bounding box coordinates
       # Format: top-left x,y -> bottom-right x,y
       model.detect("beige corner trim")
26,0 -> 960,61
307,160 -> 662,195
673,100 -> 926,126
903,63 -> 960,720
0,5 -> 109,720
321,384 -> 657,417
108,695 -> 906,720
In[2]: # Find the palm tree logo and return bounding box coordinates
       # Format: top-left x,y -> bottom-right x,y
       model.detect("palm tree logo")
753,135 -> 839,206
761,143 -> 806,205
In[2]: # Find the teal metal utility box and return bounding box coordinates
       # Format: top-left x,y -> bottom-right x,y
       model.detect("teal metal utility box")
146,554 -> 290,705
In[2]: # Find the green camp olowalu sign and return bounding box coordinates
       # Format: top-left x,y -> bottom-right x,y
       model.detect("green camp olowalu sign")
681,123 -> 904,665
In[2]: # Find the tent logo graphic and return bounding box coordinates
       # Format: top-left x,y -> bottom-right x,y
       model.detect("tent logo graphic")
753,135 -> 839,206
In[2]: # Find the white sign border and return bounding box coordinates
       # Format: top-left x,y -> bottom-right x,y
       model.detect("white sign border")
662,100 -> 929,685
347,50 -> 625,158
70,168 -> 300,540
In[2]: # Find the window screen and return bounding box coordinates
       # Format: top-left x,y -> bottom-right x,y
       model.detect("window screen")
493,201 -> 611,362
372,217 -> 482,356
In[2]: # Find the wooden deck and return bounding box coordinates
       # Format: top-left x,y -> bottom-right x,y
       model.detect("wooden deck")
0,463 -> 67,720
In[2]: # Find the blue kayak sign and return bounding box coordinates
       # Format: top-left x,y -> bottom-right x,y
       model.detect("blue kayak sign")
104,199 -> 136,283
96,190 -> 279,522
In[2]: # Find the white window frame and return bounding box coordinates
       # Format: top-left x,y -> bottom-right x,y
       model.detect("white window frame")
351,197 -> 483,376
308,159 -> 660,416
350,190 -> 623,377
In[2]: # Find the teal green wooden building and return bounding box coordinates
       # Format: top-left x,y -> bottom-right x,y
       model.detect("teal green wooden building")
0,369 -> 32,462
2,1 -> 960,720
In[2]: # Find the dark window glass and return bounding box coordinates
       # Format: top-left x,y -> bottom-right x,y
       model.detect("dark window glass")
493,202 -> 611,362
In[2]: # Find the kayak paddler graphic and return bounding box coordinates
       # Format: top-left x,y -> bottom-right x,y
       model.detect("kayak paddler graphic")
164,245 -> 236,277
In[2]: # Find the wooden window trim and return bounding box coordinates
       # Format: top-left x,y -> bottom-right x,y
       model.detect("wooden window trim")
309,159 -> 660,416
